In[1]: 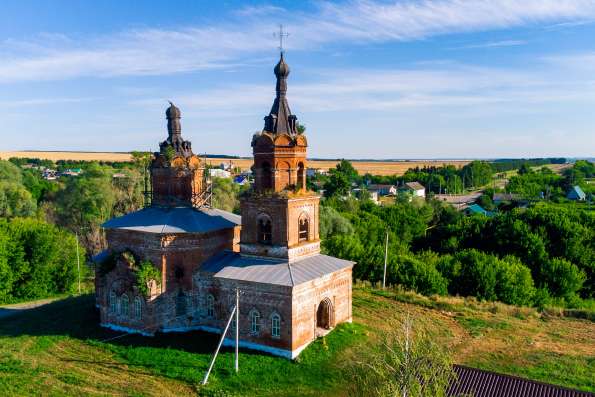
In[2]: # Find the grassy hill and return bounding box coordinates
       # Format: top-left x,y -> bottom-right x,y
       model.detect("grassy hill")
0,286 -> 593,396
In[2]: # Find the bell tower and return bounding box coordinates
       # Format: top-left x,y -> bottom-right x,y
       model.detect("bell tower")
150,102 -> 207,207
240,52 -> 320,260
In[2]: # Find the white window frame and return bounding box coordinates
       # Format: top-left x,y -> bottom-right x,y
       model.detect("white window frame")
120,294 -> 129,317
206,294 -> 215,318
250,309 -> 260,335
109,292 -> 116,313
271,313 -> 281,338
134,296 -> 142,320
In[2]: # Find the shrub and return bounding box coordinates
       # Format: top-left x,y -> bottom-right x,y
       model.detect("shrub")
134,260 -> 161,297
540,258 -> 586,298
391,255 -> 448,296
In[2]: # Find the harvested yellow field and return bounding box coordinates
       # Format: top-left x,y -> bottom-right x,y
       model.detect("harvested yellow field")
0,151 -> 132,162
1,151 -> 470,176
200,158 -> 470,176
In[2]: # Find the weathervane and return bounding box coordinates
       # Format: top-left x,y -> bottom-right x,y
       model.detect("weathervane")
273,24 -> 289,54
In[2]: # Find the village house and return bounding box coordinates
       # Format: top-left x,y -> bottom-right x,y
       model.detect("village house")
567,185 -> 586,201
400,181 -> 426,198
209,168 -> 232,179
368,184 -> 397,196
95,53 -> 354,359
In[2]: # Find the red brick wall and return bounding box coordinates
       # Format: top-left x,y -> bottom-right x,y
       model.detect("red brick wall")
291,267 -> 353,351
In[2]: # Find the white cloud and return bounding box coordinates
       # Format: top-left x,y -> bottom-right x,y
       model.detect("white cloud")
451,39 -> 528,49
2,0 -> 595,83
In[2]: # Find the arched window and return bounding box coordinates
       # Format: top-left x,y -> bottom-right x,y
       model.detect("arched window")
109,292 -> 116,313
297,162 -> 305,189
261,161 -> 272,190
134,297 -> 142,320
206,294 -> 215,318
271,313 -> 281,338
176,290 -> 187,316
258,216 -> 272,245
299,214 -> 309,242
250,309 -> 260,335
120,294 -> 129,317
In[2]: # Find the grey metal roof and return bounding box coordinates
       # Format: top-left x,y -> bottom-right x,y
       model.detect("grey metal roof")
201,251 -> 354,287
102,206 -> 241,234
449,365 -> 594,397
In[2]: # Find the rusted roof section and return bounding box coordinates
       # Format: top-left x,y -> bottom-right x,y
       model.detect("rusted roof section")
102,206 -> 240,234
201,251 -> 354,287
449,365 -> 594,397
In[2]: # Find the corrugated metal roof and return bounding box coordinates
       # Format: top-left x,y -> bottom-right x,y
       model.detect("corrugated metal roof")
102,206 -> 241,234
201,251 -> 354,286
449,365 -> 594,397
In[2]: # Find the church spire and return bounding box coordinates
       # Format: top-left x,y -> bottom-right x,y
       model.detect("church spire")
166,101 -> 182,142
264,52 -> 298,135
160,102 -> 193,158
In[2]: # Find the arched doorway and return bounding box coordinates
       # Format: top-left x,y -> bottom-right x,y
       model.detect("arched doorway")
316,298 -> 334,330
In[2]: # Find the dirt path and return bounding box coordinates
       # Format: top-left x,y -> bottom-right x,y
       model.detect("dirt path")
0,297 -> 62,319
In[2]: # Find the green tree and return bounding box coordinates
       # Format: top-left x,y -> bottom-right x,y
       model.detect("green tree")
349,317 -> 453,397
0,182 -> 37,218
0,160 -> 23,184
54,164 -> 115,253
540,258 -> 585,299
211,177 -> 245,213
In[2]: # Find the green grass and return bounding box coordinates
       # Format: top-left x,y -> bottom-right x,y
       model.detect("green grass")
0,288 -> 594,395
0,294 -> 364,396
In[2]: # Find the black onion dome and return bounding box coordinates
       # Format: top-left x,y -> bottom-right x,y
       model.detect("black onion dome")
274,53 -> 290,78
166,102 -> 181,119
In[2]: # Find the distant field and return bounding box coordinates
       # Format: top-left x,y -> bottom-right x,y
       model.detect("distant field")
0,151 -> 470,176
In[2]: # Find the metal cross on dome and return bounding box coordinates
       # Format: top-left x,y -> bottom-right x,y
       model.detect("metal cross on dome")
274,24 -> 289,53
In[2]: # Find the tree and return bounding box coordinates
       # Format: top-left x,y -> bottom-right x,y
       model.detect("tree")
211,177 -> 245,213
323,171 -> 351,197
319,206 -> 354,240
0,182 -> 37,218
540,258 -> 585,299
348,316 -> 453,397
0,218 -> 82,302
0,160 -> 23,184
54,164 -> 115,253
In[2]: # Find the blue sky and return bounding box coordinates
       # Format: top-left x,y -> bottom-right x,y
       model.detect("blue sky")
2,0 -> 595,159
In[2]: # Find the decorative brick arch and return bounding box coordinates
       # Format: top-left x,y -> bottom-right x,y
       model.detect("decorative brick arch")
276,161 -> 291,188
316,297 -> 334,329
298,212 -> 310,242
257,213 -> 272,245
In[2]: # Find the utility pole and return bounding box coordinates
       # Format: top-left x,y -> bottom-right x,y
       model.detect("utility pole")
382,230 -> 389,289
202,304 -> 237,385
75,231 -> 81,295
235,287 -> 239,373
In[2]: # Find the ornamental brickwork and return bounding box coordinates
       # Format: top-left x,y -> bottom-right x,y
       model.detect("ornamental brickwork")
96,53 -> 353,360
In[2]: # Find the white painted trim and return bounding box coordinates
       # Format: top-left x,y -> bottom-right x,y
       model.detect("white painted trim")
102,323 -> 318,360
100,322 -> 154,337
162,324 -> 304,359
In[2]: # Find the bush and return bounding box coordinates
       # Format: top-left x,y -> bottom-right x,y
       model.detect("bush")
390,255 -> 448,296
540,258 -> 585,298
446,250 -> 535,305
134,260 -> 161,297
0,218 -> 82,303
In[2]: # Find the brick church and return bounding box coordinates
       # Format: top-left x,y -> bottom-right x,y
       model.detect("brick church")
95,52 -> 354,358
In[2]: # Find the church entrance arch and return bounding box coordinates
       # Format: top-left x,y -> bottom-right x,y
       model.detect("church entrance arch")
316,298 -> 334,330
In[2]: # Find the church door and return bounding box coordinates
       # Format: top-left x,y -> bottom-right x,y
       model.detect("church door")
316,298 -> 333,330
